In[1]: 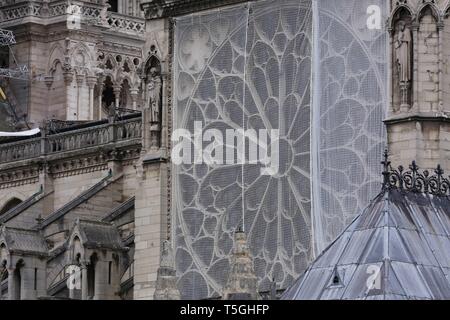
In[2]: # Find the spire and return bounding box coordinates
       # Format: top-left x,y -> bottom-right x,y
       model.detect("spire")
153,240 -> 180,300
222,230 -> 259,300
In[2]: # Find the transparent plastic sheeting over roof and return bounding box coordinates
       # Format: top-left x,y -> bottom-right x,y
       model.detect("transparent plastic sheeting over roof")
282,188 -> 450,300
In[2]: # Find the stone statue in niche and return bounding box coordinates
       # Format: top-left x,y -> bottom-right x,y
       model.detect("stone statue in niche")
146,67 -> 162,125
143,62 -> 163,151
395,21 -> 412,109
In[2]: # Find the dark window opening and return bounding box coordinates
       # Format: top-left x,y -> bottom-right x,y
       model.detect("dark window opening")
108,261 -> 112,285
0,46 -> 9,69
87,253 -> 97,299
0,198 -> 23,216
34,268 -> 37,291
13,260 -> 24,300
107,0 -> 118,13
331,269 -> 341,286
102,77 -> 115,113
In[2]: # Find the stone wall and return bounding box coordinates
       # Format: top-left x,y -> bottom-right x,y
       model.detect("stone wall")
387,0 -> 450,172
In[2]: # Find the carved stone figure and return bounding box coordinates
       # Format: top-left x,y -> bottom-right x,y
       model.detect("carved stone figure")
153,240 -> 181,300
395,21 -> 411,83
99,1 -> 110,27
395,21 -> 412,108
146,67 -> 162,124
160,240 -> 174,268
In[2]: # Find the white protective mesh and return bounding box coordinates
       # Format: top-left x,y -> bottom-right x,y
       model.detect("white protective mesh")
173,0 -> 388,299
311,0 -> 388,253
173,0 -> 313,299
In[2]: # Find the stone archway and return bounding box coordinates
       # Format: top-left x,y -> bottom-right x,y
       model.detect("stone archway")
0,198 -> 22,216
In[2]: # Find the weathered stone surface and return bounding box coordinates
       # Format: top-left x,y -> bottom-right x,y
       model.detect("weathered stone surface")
222,231 -> 259,300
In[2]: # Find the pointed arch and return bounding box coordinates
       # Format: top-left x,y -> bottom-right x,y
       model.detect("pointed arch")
444,1 -> 450,18
0,191 -> 25,208
389,4 -> 414,31
104,53 -> 119,70
142,54 -> 162,81
47,42 -> 65,74
0,197 -> 23,216
417,2 -> 440,24
122,57 -> 136,73
69,42 -> 95,68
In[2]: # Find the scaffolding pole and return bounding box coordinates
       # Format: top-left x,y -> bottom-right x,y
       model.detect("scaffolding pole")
0,28 -> 28,80
0,28 -> 16,46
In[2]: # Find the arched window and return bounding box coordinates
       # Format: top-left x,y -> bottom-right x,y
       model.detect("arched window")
13,260 -> 24,300
119,79 -> 131,110
102,76 -> 115,115
87,253 -> 98,299
0,198 -> 22,216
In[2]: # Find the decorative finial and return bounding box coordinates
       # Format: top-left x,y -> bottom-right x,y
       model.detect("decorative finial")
381,152 -> 450,196
382,149 -> 391,189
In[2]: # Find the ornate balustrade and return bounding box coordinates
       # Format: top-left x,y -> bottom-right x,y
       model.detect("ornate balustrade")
0,1 -> 43,22
0,137 -> 41,163
116,117 -> 142,141
0,115 -> 142,164
46,123 -> 110,154
0,1 -> 145,36
107,12 -> 145,35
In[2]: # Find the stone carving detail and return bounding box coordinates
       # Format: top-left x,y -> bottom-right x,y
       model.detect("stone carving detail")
0,1 -> 145,36
153,240 -> 181,300
0,117 -> 142,181
142,55 -> 163,150
395,20 -> 412,109
0,166 -> 40,189
222,231 -> 259,300
147,67 -> 162,125
382,150 -> 450,196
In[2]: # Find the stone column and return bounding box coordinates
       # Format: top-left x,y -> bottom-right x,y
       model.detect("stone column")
142,107 -> 152,153
94,259 -> 108,300
160,70 -> 168,154
7,267 -> 16,300
113,84 -> 122,111
35,265 -> 47,299
130,88 -> 139,110
97,76 -> 105,120
81,261 -> 88,300
87,76 -> 98,121
20,266 -> 37,300
437,22 -> 443,112
63,71 -> 74,120
76,74 -> 85,120
118,0 -> 123,13
412,22 -> 419,112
